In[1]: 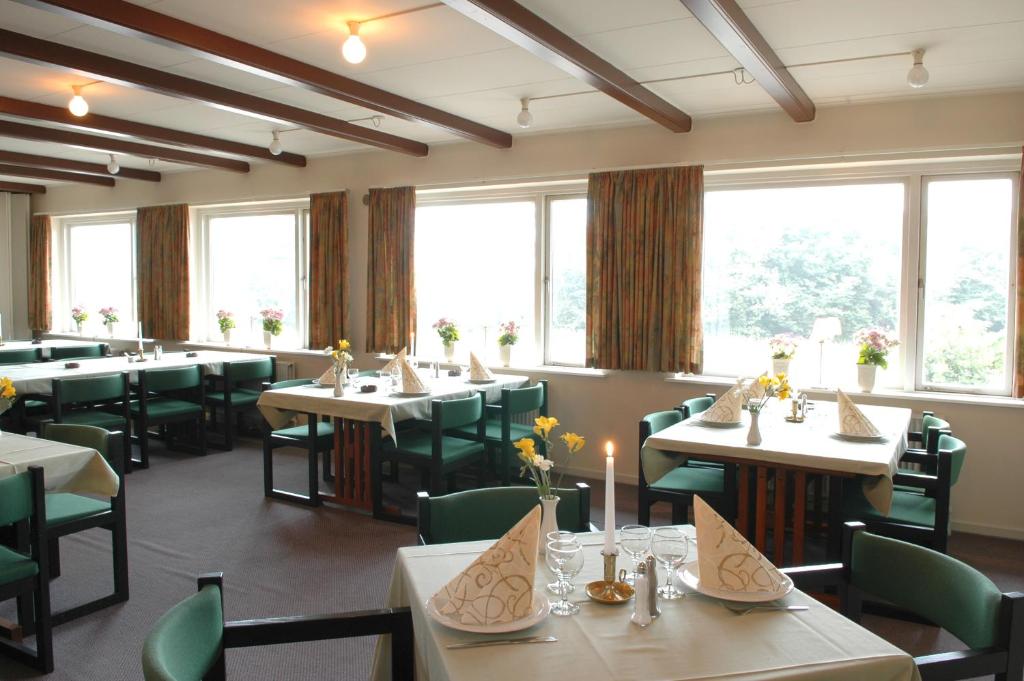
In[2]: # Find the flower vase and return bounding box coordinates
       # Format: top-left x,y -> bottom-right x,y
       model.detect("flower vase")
105,321 -> 115,338
333,366 -> 344,398
75,321 -> 83,335
539,496 -> 560,556
443,342 -> 455,362
772,358 -> 790,376
263,331 -> 272,350
499,344 -> 512,367
857,363 -> 877,393
746,410 -> 762,446
222,329 -> 231,345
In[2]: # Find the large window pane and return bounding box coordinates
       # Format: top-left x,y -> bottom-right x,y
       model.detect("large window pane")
207,212 -> 301,347
67,221 -> 135,333
415,201 -> 536,363
702,183 -> 904,388
547,197 -> 587,366
920,177 -> 1013,392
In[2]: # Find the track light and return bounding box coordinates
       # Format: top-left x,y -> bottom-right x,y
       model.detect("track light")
342,21 -> 367,64
516,98 -> 533,129
268,130 -> 283,156
106,154 -> 119,175
68,85 -> 89,117
907,49 -> 929,88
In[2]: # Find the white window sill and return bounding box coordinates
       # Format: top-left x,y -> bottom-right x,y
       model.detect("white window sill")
45,332 -> 151,343
373,353 -> 608,379
665,374 -> 1024,409
181,341 -> 325,358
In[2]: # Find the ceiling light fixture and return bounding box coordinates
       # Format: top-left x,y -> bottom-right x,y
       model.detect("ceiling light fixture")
342,21 -> 367,64
516,98 -> 533,129
907,49 -> 929,88
68,85 -> 89,117
268,130 -> 283,156
106,154 -> 120,174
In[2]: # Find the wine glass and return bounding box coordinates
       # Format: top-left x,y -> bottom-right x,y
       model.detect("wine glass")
545,531 -> 578,594
651,527 -> 689,599
620,525 -> 651,585
546,539 -> 583,616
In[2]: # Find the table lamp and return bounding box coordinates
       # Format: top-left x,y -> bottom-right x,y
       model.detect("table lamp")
810,316 -> 842,388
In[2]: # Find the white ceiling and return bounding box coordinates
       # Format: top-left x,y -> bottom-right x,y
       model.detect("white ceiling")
0,0 -> 1022,185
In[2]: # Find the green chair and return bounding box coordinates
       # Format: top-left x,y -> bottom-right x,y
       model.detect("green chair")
842,432 -> 963,552
131,366 -> 207,469
378,393 -> 487,498
205,357 -> 275,451
0,348 -> 42,364
50,344 -> 107,360
416,483 -> 592,545
261,378 -> 334,507
898,411 -> 951,480
142,572 -> 413,681
784,522 -> 1023,681
451,380 -> 548,485
679,393 -> 715,419
0,466 -> 53,673
38,423 -> 128,625
637,410 -> 734,525
51,373 -> 131,443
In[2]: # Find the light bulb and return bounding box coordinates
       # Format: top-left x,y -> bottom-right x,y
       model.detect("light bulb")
907,49 -> 929,88
268,130 -> 283,156
106,154 -> 119,174
342,21 -> 366,64
68,86 -> 89,117
516,98 -> 533,129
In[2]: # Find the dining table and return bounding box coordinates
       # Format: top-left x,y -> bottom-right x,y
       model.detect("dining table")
371,526 -> 921,681
641,399 -> 911,564
0,338 -> 108,358
0,431 -> 119,498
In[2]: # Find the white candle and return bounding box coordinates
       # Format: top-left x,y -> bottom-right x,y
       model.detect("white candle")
138,321 -> 143,339
604,440 -> 616,554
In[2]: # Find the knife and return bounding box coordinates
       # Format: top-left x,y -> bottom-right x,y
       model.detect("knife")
446,636 -> 558,649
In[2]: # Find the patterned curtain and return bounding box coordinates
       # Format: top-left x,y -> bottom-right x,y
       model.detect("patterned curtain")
1014,149 -> 1024,397
136,204 -> 190,341
27,214 -> 52,332
366,186 -> 416,353
309,190 -> 349,349
586,166 -> 704,372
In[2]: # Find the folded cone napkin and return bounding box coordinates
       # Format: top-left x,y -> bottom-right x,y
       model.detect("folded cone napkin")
695,495 -> 787,595
701,383 -> 743,423
837,389 -> 880,437
431,506 -> 541,625
400,356 -> 428,394
382,347 -> 407,374
317,365 -> 336,386
469,351 -> 494,381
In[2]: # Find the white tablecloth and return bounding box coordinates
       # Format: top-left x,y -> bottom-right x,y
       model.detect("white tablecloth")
3,350 -> 268,395
642,401 -> 911,515
0,432 -> 119,497
257,374 -> 529,442
1,339 -> 104,352
371,527 -> 919,681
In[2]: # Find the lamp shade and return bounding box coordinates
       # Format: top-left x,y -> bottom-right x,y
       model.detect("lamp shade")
810,316 -> 842,342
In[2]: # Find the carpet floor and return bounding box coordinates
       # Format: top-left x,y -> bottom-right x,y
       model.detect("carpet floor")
1,436 -> 1022,680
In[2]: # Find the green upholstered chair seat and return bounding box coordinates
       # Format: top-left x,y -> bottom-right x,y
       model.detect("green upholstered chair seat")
24,399 -> 48,410
131,398 -> 203,419
46,493 -> 112,525
272,421 -> 334,441
650,465 -> 725,495
843,479 -> 936,527
0,545 -> 38,584
383,433 -> 485,463
451,418 -> 535,442
205,389 -> 260,406
142,583 -> 224,681
59,410 -> 125,429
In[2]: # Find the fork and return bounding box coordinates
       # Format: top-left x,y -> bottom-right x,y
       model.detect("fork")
723,603 -> 809,616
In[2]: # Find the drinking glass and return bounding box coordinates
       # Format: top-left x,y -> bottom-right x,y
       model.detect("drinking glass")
620,525 -> 651,585
545,531 -> 578,594
651,527 -> 689,599
546,539 -> 583,616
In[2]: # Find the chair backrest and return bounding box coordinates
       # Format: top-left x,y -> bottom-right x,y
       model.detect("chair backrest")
226,357 -> 275,384
0,348 -> 41,364
418,484 -> 590,544
143,365 -> 203,393
922,413 -> 951,451
142,584 -> 224,681
0,470 -> 35,526
641,410 -> 684,437
851,530 -> 1003,649
53,373 -> 128,405
268,377 -> 315,390
505,381 -> 547,415
51,344 -> 106,360
681,394 -> 715,419
938,433 -> 967,487
436,393 -> 483,430
40,422 -> 114,464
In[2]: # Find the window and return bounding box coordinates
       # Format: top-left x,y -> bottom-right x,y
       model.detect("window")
546,197 -> 587,366
919,176 -> 1016,393
196,204 -> 308,348
59,215 -> 137,334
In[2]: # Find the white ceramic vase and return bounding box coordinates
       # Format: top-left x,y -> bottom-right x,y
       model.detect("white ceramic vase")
746,410 -> 762,446
333,365 -> 344,397
857,363 -> 877,392
539,495 -> 559,556
222,329 -> 231,345
443,342 -> 455,362
263,330 -> 272,349
105,321 -> 115,338
75,321 -> 83,335
499,344 -> 512,367
772,358 -> 791,376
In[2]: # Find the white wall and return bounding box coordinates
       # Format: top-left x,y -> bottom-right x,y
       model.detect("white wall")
29,91 -> 1024,539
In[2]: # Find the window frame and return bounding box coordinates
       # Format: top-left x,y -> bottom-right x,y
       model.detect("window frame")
543,192 -> 588,367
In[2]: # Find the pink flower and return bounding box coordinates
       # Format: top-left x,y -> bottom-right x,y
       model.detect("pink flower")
260,308 -> 284,321
216,309 -> 233,319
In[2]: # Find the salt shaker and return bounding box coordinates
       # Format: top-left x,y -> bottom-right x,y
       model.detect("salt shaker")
631,562 -> 653,628
645,555 -> 661,618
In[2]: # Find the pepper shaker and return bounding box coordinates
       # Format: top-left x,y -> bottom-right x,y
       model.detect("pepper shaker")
631,562 -> 652,627
645,555 -> 661,618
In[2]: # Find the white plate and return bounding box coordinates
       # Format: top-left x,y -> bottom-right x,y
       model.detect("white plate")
426,590 -> 549,633
833,432 -> 887,443
309,379 -> 334,388
391,390 -> 432,398
674,560 -> 793,603
698,419 -> 742,429
467,378 -> 497,384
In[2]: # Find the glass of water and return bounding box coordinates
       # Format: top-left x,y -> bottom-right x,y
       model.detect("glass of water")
620,525 -> 651,585
651,527 -> 689,599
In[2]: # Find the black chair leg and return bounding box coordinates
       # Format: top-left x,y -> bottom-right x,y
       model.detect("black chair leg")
671,500 -> 688,525
262,437 -> 274,499
113,508 -> 129,604
47,537 -> 60,579
224,405 -> 234,450
307,442 -> 321,507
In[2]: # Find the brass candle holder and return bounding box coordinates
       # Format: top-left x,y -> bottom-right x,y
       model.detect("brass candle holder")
586,551 -> 634,604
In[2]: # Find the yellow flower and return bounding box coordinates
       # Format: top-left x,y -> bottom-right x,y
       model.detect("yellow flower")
0,377 -> 14,400
757,375 -> 771,387
560,432 -> 585,454
775,372 -> 787,382
337,339 -> 351,351
533,416 -> 559,439
513,437 -> 536,464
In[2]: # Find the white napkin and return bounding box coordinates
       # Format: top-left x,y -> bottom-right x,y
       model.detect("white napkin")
743,373 -> 769,400
400,357 -> 428,394
837,389 -> 880,437
701,384 -> 743,423
431,506 -> 541,625
469,351 -> 493,381
695,495 -> 787,594
382,347 -> 407,373
317,365 -> 335,385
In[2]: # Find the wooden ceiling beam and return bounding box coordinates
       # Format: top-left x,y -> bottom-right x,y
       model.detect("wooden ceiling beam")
679,0 -> 815,122
15,0 -> 513,149
0,96 -> 304,167
0,163 -> 115,186
0,28 -> 429,157
0,120 -> 251,172
0,149 -> 161,182
0,180 -> 46,194
440,0 -> 691,132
